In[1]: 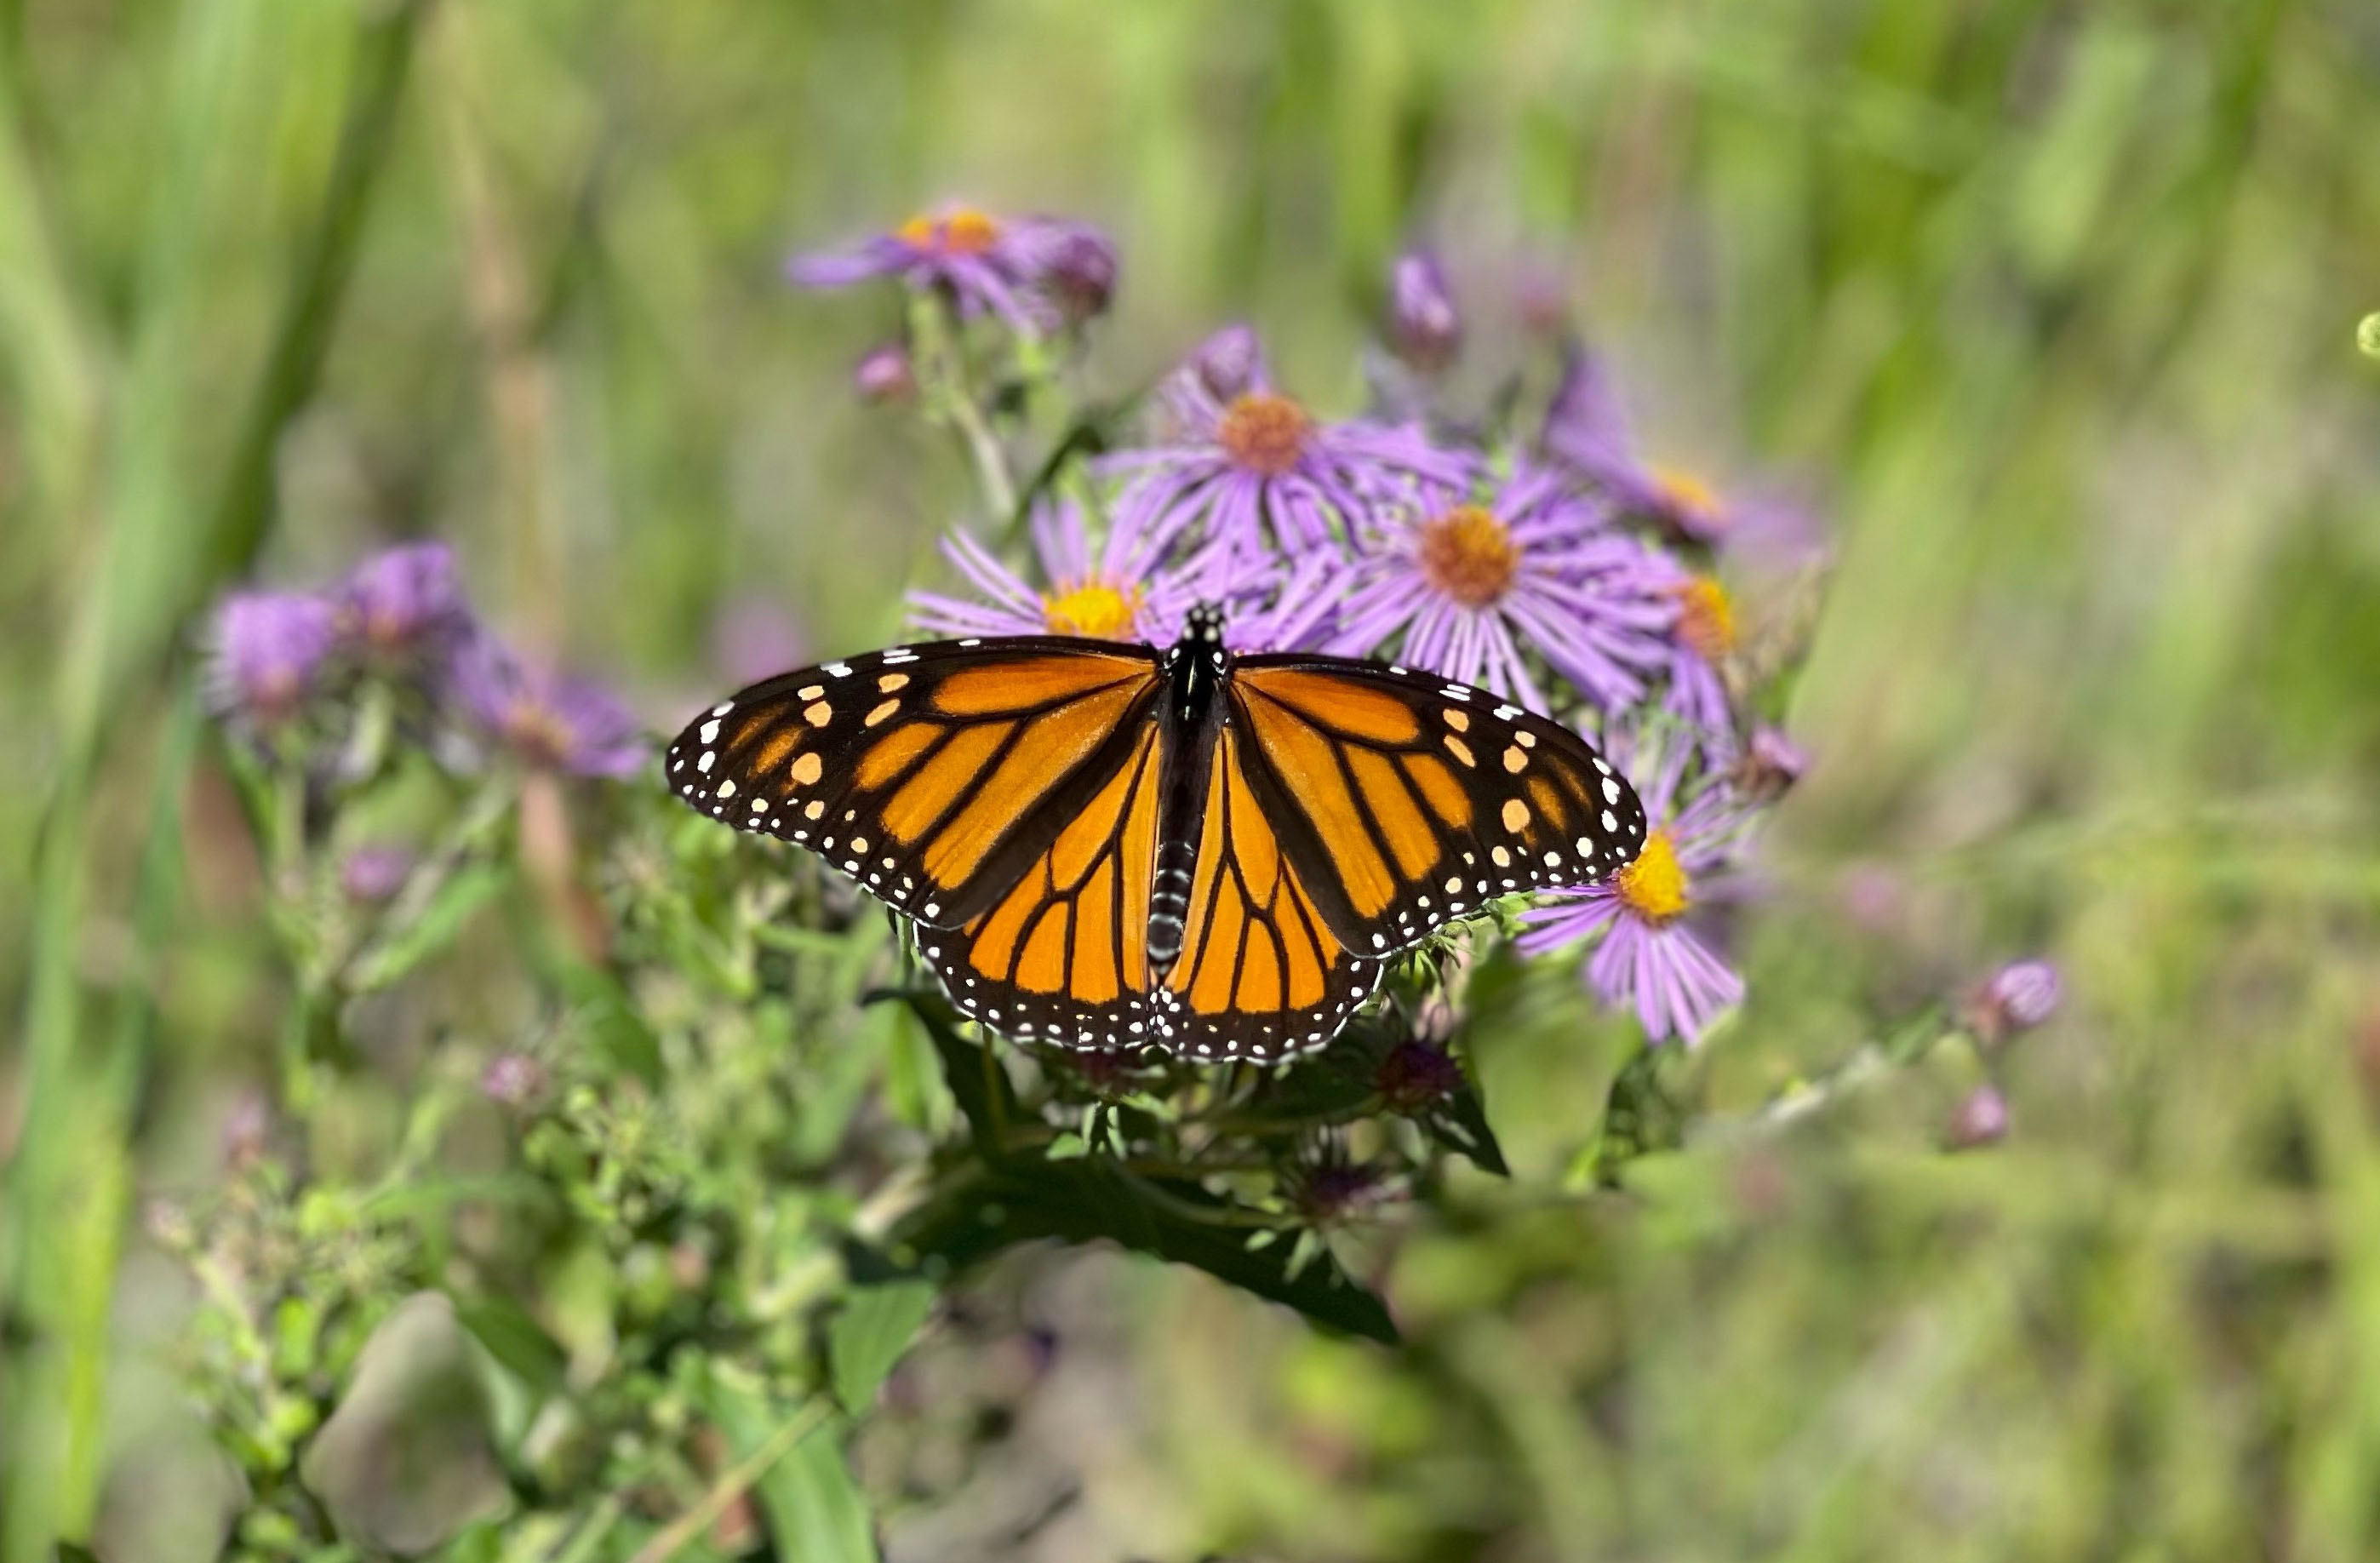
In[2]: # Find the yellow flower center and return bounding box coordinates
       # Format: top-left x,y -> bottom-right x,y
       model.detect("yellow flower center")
1040,578 -> 1143,639
1671,575 -> 1737,661
504,698 -> 577,769
1217,392 -> 1313,477
1650,463 -> 1721,522
1614,827 -> 1689,923
1416,504 -> 1521,610
897,206 -> 1002,256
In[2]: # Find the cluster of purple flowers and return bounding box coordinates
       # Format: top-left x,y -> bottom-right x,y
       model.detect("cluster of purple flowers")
206,541 -> 644,780
793,203 -> 1835,1045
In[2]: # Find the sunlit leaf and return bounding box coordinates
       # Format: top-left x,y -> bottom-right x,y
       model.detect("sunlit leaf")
828,1280 -> 936,1414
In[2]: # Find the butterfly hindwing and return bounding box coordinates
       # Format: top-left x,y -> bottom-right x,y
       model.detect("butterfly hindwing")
1227,657 -> 1647,956
1158,725 -> 1387,1062
664,638 -> 1163,928
913,724 -> 1165,1051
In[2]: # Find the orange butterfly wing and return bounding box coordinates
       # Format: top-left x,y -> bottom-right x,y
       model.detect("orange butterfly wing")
1227,657 -> 1646,955
1158,725 -> 1386,1061
913,723 -> 1170,1050
665,638 -> 1162,928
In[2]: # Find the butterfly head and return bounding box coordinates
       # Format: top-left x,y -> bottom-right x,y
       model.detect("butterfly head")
1183,601 -> 1227,645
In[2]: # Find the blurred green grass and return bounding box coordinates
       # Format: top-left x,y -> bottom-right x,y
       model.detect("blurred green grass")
5,0 -> 2379,1557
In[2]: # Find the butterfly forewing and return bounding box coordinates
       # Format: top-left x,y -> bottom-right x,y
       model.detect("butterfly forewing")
664,638 -> 1162,928
1227,657 -> 1647,956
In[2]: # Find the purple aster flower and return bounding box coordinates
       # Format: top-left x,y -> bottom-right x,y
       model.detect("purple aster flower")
1542,343 -> 1822,558
852,342 -> 915,404
1319,461 -> 1674,713
908,498 -> 1202,645
1384,250 -> 1461,374
208,591 -> 340,724
1519,727 -> 1756,1045
787,203 -> 1106,329
451,632 -> 645,778
340,844 -> 415,903
340,542 -> 466,659
1656,571 -> 1739,742
1107,331 -> 1477,579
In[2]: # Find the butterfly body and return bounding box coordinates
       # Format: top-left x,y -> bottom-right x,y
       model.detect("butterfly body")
1147,604 -> 1232,975
667,610 -> 1647,1062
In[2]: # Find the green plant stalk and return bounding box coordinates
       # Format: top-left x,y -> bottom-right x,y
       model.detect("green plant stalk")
625,1400 -> 834,1563
910,289 -> 1020,524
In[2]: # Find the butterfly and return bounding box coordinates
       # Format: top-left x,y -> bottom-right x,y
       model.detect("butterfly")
665,605 -> 1647,1063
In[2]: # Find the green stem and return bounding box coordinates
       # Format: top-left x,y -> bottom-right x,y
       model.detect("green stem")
910,290 -> 1018,523
623,1400 -> 834,1563
946,378 -> 1020,521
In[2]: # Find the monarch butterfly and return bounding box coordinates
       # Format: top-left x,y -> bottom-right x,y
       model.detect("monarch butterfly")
665,605 -> 1647,1062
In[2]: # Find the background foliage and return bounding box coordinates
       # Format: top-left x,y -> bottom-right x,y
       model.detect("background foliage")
4,0 -> 2379,1559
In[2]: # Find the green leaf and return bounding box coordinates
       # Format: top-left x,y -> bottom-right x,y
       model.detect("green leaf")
548,960 -> 663,1086
452,1296 -> 567,1399
828,1280 -> 936,1415
706,1374 -> 875,1563
873,990 -> 1018,1159
894,1159 -> 1398,1344
1423,1075 -> 1511,1177
348,863 -> 506,992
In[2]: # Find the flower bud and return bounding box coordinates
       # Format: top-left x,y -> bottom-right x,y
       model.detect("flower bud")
1385,251 -> 1461,373
853,342 -> 915,404
1513,252 -> 1570,338
220,1090 -> 272,1169
1374,1040 -> 1465,1114
1732,726 -> 1808,804
481,1052 -> 548,1108
1964,960 -> 2061,1047
1188,323 -> 1264,403
1290,1161 -> 1392,1224
340,844 -> 414,904
1945,1084 -> 2010,1150
1040,227 -> 1118,321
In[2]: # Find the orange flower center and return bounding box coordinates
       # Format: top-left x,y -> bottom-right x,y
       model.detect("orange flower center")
1671,575 -> 1737,661
1217,392 -> 1312,477
897,206 -> 1002,256
1416,505 -> 1521,610
1650,462 -> 1720,522
1614,828 -> 1688,923
1040,578 -> 1143,639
